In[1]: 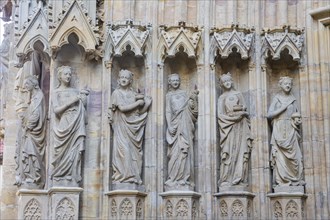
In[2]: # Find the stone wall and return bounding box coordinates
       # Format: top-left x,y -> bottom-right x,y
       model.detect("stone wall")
0,0 -> 329,219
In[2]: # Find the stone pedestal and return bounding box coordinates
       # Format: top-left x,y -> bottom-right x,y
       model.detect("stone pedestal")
106,190 -> 147,220
160,191 -> 201,219
17,189 -> 48,219
49,187 -> 83,220
268,188 -> 307,220
214,191 -> 255,219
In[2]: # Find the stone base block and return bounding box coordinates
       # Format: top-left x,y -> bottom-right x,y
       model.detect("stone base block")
17,189 -> 48,220
106,190 -> 147,220
268,192 -> 307,220
214,191 -> 255,219
160,190 -> 201,219
49,187 -> 83,220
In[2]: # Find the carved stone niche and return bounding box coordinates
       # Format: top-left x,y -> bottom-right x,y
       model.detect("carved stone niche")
263,26 -> 305,194
158,21 -> 201,192
106,190 -> 147,220
49,187 -> 83,220
160,191 -> 201,220
17,189 -> 48,220
267,193 -> 307,220
214,192 -> 255,219
212,25 -> 255,193
14,6 -> 51,109
212,24 -> 254,120
104,20 -> 152,192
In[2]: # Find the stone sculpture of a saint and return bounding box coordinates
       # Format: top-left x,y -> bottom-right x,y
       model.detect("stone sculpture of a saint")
51,66 -> 89,186
268,76 -> 304,188
15,76 -> 46,189
217,73 -> 252,188
109,69 -> 152,186
165,73 -> 198,191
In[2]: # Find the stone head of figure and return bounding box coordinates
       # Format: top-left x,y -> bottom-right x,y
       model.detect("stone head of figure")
278,76 -> 293,93
23,75 -> 40,92
118,69 -> 133,88
57,66 -> 72,87
168,73 -> 180,90
220,72 -> 233,90
291,112 -> 302,126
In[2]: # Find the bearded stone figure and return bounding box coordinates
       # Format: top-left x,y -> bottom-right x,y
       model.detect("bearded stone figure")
268,76 -> 304,188
165,73 -> 199,191
109,69 -> 152,186
51,66 -> 89,186
15,76 -> 46,189
217,73 -> 252,188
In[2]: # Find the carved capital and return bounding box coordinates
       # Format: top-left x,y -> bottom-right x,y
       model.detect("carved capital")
262,25 -> 304,61
104,60 -> 112,69
105,19 -> 151,58
210,24 -> 255,61
159,21 -> 202,59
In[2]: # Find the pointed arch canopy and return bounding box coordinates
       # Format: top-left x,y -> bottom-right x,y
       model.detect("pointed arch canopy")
210,25 -> 255,65
157,22 -> 202,63
262,26 -> 304,62
103,20 -> 151,62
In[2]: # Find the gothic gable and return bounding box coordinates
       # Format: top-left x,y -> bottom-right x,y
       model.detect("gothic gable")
49,0 -> 99,57
15,8 -> 49,65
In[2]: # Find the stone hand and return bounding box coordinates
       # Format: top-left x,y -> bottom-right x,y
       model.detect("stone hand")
144,96 -> 152,106
137,99 -> 145,107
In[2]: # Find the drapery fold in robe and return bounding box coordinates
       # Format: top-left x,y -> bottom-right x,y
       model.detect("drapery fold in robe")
110,89 -> 148,184
52,89 -> 86,183
218,90 -> 252,186
22,89 -> 46,186
165,90 -> 198,188
268,94 -> 303,186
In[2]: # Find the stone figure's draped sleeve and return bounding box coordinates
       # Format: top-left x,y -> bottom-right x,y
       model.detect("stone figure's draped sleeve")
110,89 -> 148,184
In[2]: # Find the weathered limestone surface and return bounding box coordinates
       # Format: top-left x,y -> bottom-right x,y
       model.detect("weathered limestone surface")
0,1 -> 329,219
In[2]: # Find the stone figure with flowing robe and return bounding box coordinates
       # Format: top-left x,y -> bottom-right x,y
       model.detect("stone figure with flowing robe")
109,69 -> 152,185
165,73 -> 198,191
51,66 -> 89,186
217,73 -> 252,187
268,76 -> 304,187
15,76 -> 46,189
